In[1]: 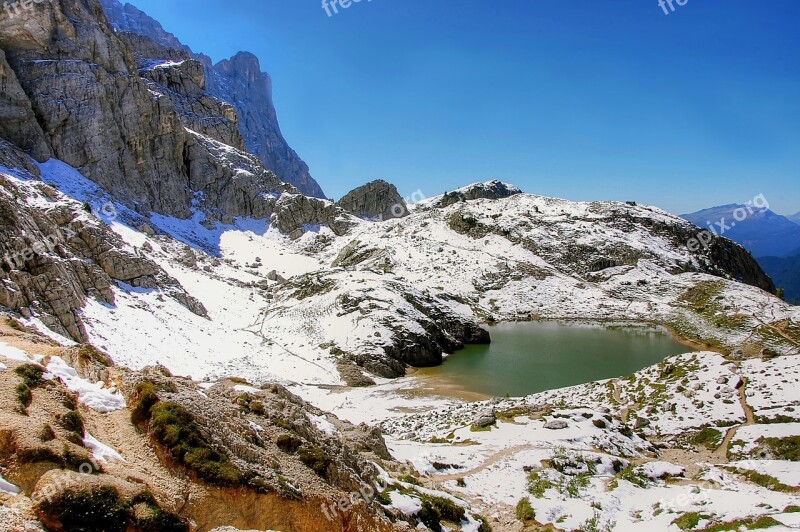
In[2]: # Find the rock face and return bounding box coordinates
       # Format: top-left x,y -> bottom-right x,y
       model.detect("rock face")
98,0 -> 326,199
436,180 -> 522,208
337,180 -> 409,220
0,0 -> 291,222
0,141 -> 206,342
205,52 -> 327,199
271,194 -> 356,239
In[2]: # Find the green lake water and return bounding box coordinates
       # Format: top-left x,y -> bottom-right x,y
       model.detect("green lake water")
418,321 -> 693,397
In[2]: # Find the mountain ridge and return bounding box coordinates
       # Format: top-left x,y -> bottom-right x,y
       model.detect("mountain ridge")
98,0 -> 326,199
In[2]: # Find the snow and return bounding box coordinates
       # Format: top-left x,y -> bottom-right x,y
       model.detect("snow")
307,413 -> 337,436
641,461 -> 685,480
44,357 -> 126,413
0,342 -> 32,362
729,460 -> 800,487
0,473 -> 20,495
5,156 -> 800,528
387,492 -> 422,516
82,432 -> 125,463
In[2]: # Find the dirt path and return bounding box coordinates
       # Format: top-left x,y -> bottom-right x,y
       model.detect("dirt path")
430,444 -> 540,482
714,374 -> 756,460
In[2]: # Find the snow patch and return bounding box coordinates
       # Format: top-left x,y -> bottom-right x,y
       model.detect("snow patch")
44,357 -> 126,413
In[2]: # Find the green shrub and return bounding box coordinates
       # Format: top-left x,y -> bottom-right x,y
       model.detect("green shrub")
515,497 -> 535,522
527,470 -> 553,498
15,364 -> 44,387
38,486 -> 130,531
691,427 -> 723,450
475,513 -> 492,532
417,495 -> 466,532
130,382 -> 160,426
37,486 -> 187,532
60,411 -> 85,438
297,444 -> 333,477
673,512 -> 706,530
736,468 -> 794,492
614,466 -> 649,488
761,436 -> 800,461
148,401 -> 243,486
132,500 -> 187,532
16,383 -> 32,407
699,515 -> 781,531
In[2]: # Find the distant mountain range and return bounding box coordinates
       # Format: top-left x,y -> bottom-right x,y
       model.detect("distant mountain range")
682,204 -> 800,258
682,205 -> 800,303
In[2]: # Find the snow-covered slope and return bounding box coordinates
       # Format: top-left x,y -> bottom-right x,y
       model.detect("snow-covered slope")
2,154 -> 799,531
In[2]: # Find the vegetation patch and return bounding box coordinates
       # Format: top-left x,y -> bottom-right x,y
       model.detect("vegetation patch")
673,512 -> 709,530
691,427 -> 723,450
612,466 -> 649,489
515,497 -> 535,522
527,470 -> 554,498
297,444 -> 333,477
695,515 -> 782,531
730,468 -> 795,493
14,364 -> 46,409
37,486 -> 187,532
760,435 -> 800,461
416,494 -> 466,532
140,399 -> 244,487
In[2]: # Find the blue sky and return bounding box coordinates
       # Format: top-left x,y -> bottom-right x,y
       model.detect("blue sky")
126,0 -> 800,215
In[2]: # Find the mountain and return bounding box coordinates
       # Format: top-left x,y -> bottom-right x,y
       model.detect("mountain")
759,253 -> 800,303
1,1 -> 799,531
790,211 -> 800,225
682,203 -> 800,258
98,0 -> 326,199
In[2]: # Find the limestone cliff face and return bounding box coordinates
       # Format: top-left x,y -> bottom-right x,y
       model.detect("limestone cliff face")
0,0 -> 290,221
99,0 -> 327,199
0,141 -> 206,342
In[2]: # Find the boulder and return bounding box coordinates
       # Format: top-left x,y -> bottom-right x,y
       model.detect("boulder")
336,180 -> 409,220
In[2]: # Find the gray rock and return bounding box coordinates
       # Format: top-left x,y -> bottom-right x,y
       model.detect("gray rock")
436,180 -> 522,208
472,408 -> 496,428
336,180 -> 409,220
100,0 -> 326,198
271,194 -> 356,238
544,419 -> 569,430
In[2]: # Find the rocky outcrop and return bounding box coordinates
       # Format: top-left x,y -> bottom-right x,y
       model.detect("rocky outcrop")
271,194 -> 356,239
99,0 -> 327,199
436,179 -> 522,208
0,0 -> 291,222
0,326 -> 400,532
121,32 -> 246,150
0,141 -> 206,342
0,48 -> 52,161
337,180 -> 409,220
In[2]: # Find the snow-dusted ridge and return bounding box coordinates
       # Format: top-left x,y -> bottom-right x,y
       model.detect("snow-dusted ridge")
1,156 -> 799,530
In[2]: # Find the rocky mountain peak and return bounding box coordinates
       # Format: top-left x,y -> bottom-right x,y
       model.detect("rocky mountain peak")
336,179 -> 409,220
436,179 -> 522,207
98,0 -> 327,199
215,51 -> 266,87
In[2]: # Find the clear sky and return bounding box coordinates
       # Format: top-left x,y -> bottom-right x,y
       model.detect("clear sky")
126,0 -> 800,216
